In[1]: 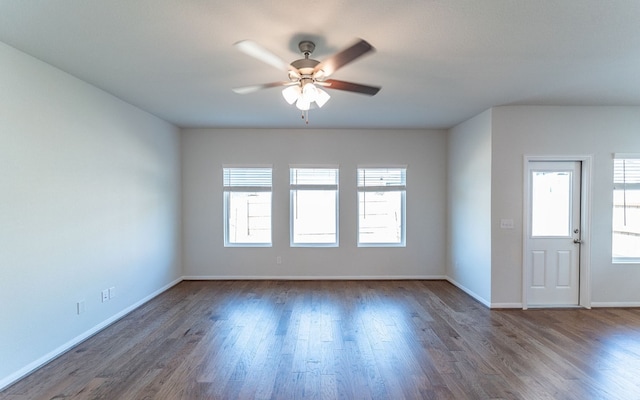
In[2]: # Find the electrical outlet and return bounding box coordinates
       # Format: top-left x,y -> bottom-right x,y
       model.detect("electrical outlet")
109,287 -> 116,299
101,289 -> 109,303
276,256 -> 282,264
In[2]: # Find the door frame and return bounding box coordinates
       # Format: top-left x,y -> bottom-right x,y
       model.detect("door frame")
522,155 -> 593,309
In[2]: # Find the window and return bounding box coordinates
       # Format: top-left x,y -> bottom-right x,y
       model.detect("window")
612,155 -> 640,262
531,170 -> 572,237
290,167 -> 339,246
358,167 -> 406,246
223,167 -> 272,247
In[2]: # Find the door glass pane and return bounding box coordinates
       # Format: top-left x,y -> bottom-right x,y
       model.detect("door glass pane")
531,171 -> 572,237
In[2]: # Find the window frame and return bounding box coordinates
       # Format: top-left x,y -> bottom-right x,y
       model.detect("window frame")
223,166 -> 273,247
357,166 -> 407,247
289,166 -> 339,247
612,154 -> 640,264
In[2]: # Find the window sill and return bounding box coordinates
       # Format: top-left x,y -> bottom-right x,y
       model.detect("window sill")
224,243 -> 272,248
358,243 -> 406,248
612,257 -> 640,264
290,243 -> 339,248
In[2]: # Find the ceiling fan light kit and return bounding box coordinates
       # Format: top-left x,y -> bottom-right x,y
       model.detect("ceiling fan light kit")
233,38 -> 381,124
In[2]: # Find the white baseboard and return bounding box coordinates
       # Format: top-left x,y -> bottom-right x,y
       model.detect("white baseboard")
490,303 -> 524,309
183,275 -> 447,281
0,277 -> 183,392
590,302 -> 640,308
444,278 -> 524,309
445,277 -> 492,308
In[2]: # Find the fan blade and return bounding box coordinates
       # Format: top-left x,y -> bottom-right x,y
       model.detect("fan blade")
234,40 -> 294,72
324,79 -> 381,96
232,81 -> 291,94
313,39 -> 375,77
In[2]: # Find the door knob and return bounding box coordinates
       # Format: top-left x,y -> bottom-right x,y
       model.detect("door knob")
573,238 -> 583,244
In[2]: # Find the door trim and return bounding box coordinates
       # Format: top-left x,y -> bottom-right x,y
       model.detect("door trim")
522,155 -> 592,310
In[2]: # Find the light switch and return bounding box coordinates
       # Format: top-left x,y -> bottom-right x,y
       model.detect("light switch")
500,219 -> 514,229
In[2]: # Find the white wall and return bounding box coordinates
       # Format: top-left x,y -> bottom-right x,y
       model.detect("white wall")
447,110 -> 492,306
181,128 -> 446,279
0,42 -> 182,387
491,106 -> 640,306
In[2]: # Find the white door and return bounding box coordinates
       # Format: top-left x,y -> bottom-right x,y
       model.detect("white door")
526,161 -> 582,306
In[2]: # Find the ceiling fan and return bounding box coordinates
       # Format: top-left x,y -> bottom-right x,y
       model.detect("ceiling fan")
232,38 -> 381,120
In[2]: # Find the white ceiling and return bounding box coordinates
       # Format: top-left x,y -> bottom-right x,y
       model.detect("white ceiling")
1,1 -> 639,129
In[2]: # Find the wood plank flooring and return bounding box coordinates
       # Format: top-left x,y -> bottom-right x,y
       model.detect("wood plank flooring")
2,280 -> 640,399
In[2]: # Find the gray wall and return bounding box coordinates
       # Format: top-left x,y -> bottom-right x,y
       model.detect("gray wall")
181,128 -> 447,279
447,109 -> 492,305
491,106 -> 640,306
0,42 -> 182,387
447,106 -> 640,307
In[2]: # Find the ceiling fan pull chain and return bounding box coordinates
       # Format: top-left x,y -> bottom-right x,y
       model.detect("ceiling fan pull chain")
301,110 -> 309,124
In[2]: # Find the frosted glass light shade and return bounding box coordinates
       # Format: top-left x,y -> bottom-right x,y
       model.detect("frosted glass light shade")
282,85 -> 301,104
301,83 -> 319,103
315,88 -> 330,108
296,98 -> 311,110
282,82 -> 331,111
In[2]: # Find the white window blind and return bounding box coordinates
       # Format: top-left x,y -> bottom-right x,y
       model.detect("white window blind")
290,168 -> 338,188
357,168 -> 406,190
613,158 -> 640,188
224,167 -> 272,191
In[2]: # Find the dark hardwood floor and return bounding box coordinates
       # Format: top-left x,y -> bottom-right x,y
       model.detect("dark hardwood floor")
2,280 -> 640,399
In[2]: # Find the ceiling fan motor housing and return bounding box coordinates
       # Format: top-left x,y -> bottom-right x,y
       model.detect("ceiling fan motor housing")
298,40 -> 315,55
290,41 -> 321,79
291,58 -> 320,74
